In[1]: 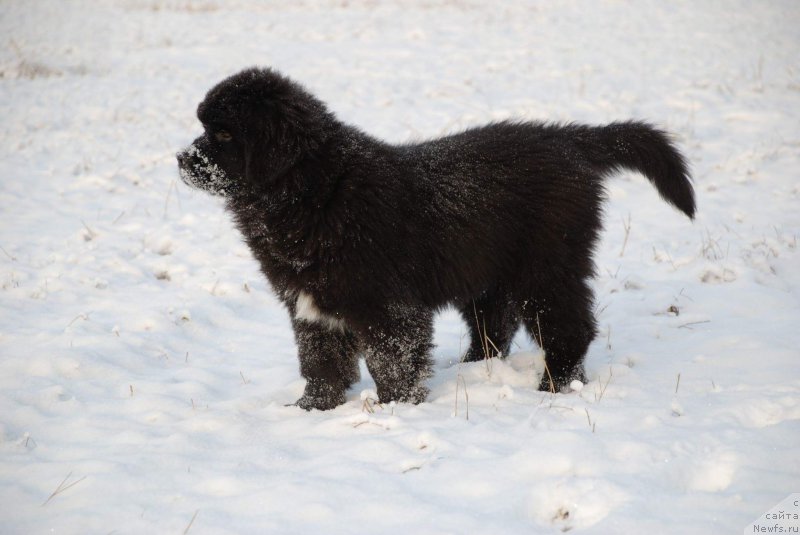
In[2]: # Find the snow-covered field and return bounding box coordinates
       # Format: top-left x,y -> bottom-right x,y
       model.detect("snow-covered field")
1,1 -> 799,533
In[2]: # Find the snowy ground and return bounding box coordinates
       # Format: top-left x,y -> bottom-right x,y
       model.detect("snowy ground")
1,1 -> 799,533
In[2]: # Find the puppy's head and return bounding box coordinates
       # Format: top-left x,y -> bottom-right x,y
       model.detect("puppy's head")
177,68 -> 334,197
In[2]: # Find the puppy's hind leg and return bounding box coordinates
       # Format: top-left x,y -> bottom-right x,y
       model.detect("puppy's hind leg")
292,318 -> 360,411
522,278 -> 597,393
361,305 -> 434,405
459,289 -> 520,362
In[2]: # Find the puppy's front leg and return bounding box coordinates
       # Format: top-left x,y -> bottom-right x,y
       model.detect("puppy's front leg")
290,316 -> 360,411
361,305 -> 434,405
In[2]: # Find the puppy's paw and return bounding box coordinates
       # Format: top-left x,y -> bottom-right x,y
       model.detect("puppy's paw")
538,366 -> 587,394
377,383 -> 429,406
294,380 -> 346,411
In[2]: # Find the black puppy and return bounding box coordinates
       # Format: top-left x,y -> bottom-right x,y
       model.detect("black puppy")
177,68 -> 695,410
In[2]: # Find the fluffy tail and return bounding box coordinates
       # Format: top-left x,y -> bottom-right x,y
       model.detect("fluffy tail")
581,121 -> 695,219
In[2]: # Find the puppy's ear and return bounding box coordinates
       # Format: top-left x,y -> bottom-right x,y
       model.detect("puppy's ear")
243,122 -> 302,190
242,93 -> 332,190
243,129 -> 268,188
280,99 -> 329,153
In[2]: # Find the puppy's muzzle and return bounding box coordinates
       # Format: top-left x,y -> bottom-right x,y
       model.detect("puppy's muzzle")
176,143 -> 229,196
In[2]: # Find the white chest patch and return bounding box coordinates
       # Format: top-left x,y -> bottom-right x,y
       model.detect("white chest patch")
295,291 -> 346,331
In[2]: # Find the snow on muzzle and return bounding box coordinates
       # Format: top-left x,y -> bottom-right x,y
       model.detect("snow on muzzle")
176,143 -> 229,196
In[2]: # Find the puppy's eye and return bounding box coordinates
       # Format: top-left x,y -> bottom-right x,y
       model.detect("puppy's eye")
215,130 -> 233,142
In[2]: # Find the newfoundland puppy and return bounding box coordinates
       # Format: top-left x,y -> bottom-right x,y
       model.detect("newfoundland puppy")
177,68 -> 695,410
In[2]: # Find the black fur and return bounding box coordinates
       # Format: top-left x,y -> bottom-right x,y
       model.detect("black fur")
177,68 -> 695,410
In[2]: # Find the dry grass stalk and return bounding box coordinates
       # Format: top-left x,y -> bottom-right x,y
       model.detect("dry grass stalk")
534,313 -> 555,394
619,213 -> 631,257
183,510 -> 199,535
595,366 -> 613,402
42,472 -> 87,506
